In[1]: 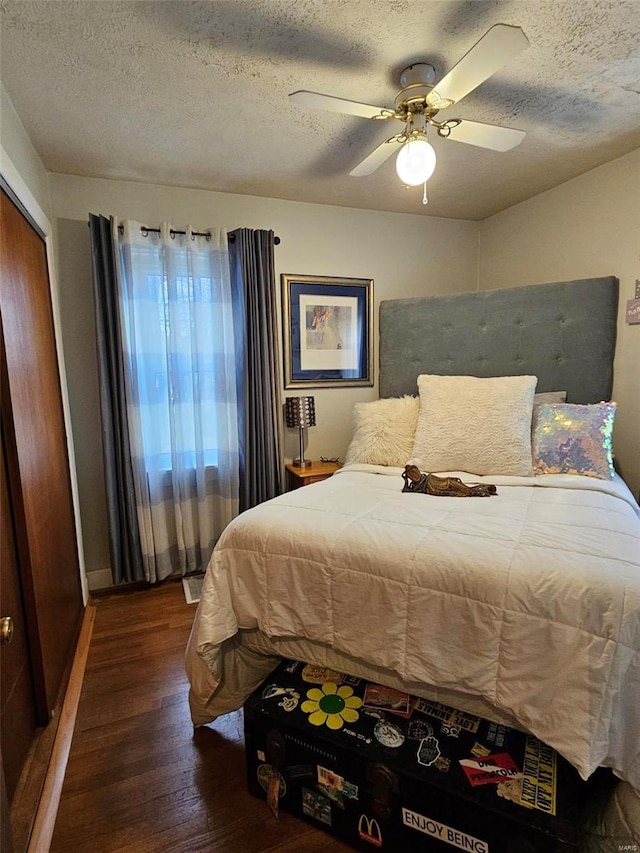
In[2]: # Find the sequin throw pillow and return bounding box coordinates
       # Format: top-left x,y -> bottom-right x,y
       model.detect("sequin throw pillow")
532,402 -> 616,479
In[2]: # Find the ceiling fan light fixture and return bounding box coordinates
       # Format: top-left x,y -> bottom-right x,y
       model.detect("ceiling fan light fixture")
395,133 -> 436,186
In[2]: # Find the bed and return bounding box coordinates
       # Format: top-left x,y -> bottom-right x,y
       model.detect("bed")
185,277 -> 640,811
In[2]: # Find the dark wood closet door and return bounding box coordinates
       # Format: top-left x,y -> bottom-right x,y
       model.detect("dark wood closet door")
0,421 -> 37,804
0,188 -> 83,719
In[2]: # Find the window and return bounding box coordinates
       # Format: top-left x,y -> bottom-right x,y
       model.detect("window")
118,226 -> 238,475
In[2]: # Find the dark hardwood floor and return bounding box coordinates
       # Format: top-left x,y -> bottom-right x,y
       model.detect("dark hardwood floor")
50,582 -> 353,852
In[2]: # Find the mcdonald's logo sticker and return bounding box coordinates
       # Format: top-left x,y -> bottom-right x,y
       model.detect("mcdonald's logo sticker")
358,814 -> 383,847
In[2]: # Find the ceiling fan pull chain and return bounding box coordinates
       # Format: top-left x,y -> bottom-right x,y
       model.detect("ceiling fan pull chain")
422,182 -> 429,205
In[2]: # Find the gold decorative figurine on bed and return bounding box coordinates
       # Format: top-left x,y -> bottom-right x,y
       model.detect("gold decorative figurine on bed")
401,464 -> 497,497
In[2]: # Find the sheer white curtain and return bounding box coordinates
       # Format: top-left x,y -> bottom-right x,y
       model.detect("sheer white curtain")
117,221 -> 239,582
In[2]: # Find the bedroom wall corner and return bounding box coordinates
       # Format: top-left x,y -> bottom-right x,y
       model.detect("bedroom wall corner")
477,149 -> 640,500
55,218 -> 112,585
0,83 -> 52,220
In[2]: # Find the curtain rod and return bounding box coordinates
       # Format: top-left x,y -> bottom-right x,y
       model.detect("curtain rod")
116,224 -> 280,244
88,220 -> 280,244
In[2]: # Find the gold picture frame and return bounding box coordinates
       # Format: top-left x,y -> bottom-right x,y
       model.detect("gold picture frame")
281,274 -> 373,389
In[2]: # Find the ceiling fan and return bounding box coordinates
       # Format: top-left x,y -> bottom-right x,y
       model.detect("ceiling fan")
289,24 -> 529,196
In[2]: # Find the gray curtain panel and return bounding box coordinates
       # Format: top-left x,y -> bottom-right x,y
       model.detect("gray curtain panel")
88,214 -> 144,584
229,229 -> 283,510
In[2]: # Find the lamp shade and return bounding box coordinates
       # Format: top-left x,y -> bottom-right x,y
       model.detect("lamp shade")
285,396 -> 316,429
396,134 -> 436,186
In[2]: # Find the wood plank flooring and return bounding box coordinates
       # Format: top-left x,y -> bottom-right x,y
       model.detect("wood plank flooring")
50,582 -> 353,852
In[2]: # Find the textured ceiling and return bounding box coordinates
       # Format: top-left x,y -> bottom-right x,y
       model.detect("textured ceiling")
1,0 -> 639,220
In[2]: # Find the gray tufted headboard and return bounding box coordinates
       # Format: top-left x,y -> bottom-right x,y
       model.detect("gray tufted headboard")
379,277 -> 619,404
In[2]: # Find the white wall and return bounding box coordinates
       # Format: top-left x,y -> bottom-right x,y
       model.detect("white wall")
50,173 -> 479,582
1,84 -> 52,219
479,149 -> 640,499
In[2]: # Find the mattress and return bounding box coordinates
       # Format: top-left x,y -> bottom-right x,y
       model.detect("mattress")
185,464 -> 640,790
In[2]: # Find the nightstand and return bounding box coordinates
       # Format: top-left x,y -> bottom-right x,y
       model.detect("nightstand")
285,460 -> 342,490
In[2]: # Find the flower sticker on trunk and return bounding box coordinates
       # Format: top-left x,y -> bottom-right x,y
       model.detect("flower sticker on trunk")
301,682 -> 363,730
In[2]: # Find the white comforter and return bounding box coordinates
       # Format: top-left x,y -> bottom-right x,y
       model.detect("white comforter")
187,464 -> 640,788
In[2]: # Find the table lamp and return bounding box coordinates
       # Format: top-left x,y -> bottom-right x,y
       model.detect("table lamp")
285,396 -> 316,468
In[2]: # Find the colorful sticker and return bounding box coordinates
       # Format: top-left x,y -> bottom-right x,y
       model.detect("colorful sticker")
364,684 -> 411,717
389,698 -> 414,720
302,664 -> 343,684
460,753 -> 522,786
471,742 -> 491,757
407,719 -> 434,741
302,788 -> 332,826
301,683 -> 362,730
363,708 -> 385,721
440,722 -> 462,739
257,764 -> 286,798
417,735 -> 441,767
402,807 -> 489,853
374,719 -> 405,748
262,684 -> 300,710
358,814 -> 383,847
317,782 -> 344,809
413,698 -> 480,734
279,693 -> 299,712
286,764 -> 314,780
496,737 -> 557,815
486,722 -> 508,748
496,778 -> 525,807
434,756 -> 451,773
317,766 -> 343,791
343,780 -> 359,800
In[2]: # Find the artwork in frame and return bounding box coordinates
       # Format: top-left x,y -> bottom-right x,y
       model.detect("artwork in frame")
281,274 -> 374,388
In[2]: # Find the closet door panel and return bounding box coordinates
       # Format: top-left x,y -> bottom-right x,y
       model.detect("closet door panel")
0,423 -> 38,803
0,188 -> 83,716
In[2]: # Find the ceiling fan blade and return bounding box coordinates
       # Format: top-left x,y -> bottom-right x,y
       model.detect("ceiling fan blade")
289,90 -> 390,119
428,24 -> 529,108
349,135 -> 403,176
440,119 -> 525,151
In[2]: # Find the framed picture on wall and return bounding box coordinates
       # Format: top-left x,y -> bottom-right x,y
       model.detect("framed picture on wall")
281,274 -> 374,388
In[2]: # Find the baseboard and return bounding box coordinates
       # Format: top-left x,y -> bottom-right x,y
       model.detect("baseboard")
26,602 -> 96,852
86,567 -> 113,591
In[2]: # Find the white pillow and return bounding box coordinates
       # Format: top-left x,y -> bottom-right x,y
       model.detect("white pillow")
411,374 -> 537,476
345,396 -> 419,467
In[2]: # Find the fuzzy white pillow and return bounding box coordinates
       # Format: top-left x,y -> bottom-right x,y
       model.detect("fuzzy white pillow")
345,396 -> 420,467
411,374 -> 537,476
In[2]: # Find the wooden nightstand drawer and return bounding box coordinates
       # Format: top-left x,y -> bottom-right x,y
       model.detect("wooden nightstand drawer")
285,461 -> 341,490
